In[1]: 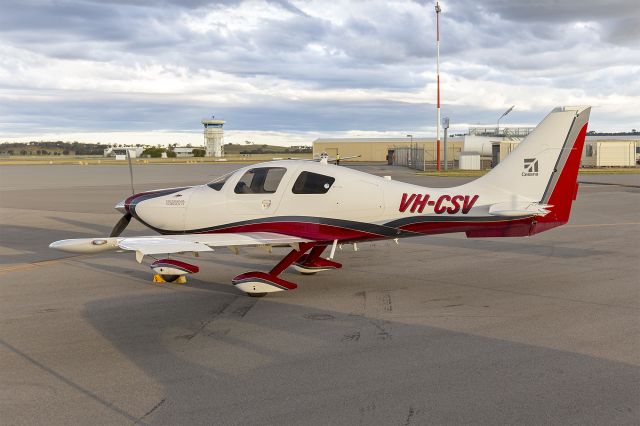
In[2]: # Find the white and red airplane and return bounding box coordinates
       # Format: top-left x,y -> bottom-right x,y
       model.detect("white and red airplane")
51,106 -> 590,296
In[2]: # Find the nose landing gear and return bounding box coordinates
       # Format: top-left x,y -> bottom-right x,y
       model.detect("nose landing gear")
153,274 -> 187,284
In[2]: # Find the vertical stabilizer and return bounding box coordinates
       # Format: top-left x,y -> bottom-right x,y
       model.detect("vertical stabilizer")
530,107 -> 590,233
472,106 -> 590,233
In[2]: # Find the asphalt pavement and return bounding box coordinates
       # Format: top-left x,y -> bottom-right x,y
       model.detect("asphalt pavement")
1,163 -> 638,425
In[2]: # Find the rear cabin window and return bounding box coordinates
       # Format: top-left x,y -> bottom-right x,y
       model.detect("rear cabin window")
292,171 -> 335,194
234,167 -> 287,194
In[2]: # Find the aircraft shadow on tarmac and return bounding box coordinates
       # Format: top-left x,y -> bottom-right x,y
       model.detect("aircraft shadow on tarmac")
76,257 -> 244,296
410,235 -> 611,259
71,290 -> 640,425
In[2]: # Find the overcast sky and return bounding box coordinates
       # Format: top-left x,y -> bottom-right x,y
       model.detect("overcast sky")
1,0 -> 638,145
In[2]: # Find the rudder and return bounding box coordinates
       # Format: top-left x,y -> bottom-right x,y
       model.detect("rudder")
530,107 -> 590,234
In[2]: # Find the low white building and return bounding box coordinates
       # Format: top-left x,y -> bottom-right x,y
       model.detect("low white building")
459,152 -> 481,170
172,147 -> 196,157
581,140 -> 638,167
103,146 -> 144,159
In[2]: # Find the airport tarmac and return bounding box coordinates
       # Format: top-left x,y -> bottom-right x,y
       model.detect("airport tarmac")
1,163 -> 639,425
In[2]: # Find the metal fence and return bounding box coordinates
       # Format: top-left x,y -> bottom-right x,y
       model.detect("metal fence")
468,127 -> 534,139
392,146 -> 460,171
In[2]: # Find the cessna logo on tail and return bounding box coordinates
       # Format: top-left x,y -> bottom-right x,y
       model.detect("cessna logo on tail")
523,158 -> 539,176
399,193 -> 479,214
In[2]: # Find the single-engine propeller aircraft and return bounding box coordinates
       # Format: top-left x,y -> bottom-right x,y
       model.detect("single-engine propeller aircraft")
51,106 -> 590,296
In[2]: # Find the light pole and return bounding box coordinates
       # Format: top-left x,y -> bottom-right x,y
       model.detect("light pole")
435,1 -> 442,172
497,105 -> 515,135
442,117 -> 450,170
406,134 -> 413,167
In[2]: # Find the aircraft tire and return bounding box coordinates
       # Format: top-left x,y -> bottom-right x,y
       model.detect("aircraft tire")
161,274 -> 180,283
247,292 -> 267,298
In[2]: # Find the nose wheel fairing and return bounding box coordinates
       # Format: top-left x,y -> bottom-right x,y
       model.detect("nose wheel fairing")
150,258 -> 199,285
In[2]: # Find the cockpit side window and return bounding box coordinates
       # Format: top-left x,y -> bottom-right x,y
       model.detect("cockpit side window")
234,167 -> 287,194
292,171 -> 335,194
207,172 -> 232,191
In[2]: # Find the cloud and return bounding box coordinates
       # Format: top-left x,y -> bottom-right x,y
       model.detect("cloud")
0,0 -> 638,145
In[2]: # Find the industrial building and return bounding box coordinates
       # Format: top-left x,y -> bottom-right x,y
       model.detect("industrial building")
488,137 -> 638,168
490,140 -> 522,167
312,137 -> 463,164
462,126 -> 532,168
581,140 -> 638,167
463,126 -> 533,157
313,131 -> 638,169
202,117 -> 225,157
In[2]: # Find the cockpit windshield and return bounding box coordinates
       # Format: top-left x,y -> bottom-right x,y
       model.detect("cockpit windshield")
207,172 -> 233,191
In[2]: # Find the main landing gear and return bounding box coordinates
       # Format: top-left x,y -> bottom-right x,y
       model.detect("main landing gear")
232,243 -> 342,296
148,245 -> 342,296
292,245 -> 342,275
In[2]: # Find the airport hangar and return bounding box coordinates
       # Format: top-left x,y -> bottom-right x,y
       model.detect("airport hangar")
313,134 -> 639,167
312,137 -> 464,164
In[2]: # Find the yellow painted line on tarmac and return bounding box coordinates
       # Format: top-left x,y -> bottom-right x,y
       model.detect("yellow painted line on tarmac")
0,255 -> 86,275
0,264 -> 37,273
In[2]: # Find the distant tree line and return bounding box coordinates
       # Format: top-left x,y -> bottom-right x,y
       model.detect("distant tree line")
0,141 -> 209,157
142,147 -> 175,158
1,140 -> 312,157
224,142 -> 312,155
0,141 -> 105,155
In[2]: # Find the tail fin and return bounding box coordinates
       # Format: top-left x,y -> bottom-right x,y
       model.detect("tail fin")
475,106 -> 590,233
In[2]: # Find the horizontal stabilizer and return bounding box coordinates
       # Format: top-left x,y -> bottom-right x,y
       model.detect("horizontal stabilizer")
488,202 -> 552,217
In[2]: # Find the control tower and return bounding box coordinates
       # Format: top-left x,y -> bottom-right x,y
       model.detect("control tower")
202,116 -> 225,157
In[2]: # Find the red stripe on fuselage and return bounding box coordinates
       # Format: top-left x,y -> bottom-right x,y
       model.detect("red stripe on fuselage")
204,221 -> 382,242
194,217 -> 534,242
400,217 -> 534,237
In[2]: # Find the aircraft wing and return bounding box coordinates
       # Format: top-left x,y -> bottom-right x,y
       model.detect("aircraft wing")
50,232 -> 314,261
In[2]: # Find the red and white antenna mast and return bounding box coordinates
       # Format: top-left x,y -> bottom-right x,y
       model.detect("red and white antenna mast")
435,1 -> 442,171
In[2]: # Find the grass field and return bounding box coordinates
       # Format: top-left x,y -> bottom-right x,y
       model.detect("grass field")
0,153 -> 312,166
1,155 -> 638,176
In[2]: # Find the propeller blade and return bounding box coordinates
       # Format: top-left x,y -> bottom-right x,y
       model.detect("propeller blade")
109,213 -> 132,237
